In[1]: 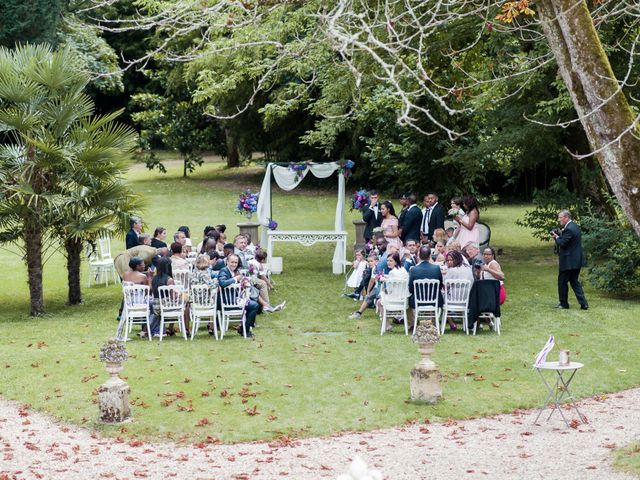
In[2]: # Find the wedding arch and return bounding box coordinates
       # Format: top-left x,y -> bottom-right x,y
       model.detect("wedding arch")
256,162 -> 348,274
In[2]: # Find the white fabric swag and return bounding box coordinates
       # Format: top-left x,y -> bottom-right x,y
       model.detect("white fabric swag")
256,162 -> 346,270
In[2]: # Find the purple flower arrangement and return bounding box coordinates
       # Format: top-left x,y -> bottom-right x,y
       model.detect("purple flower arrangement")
267,218 -> 278,230
339,159 -> 355,178
288,162 -> 307,181
350,189 -> 370,211
236,189 -> 258,218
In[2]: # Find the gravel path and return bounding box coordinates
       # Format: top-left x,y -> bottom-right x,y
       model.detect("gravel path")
1,388 -> 639,480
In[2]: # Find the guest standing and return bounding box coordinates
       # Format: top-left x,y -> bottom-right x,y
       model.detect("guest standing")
362,190 -> 382,243
126,216 -> 142,249
401,194 -> 423,243
421,193 -> 445,243
454,195 -> 480,247
381,201 -> 402,250
151,227 -> 168,248
551,210 -> 588,310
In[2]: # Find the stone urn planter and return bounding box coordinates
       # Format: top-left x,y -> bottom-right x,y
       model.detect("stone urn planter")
352,219 -> 366,253
410,321 -> 442,404
98,339 -> 131,423
237,221 -> 260,246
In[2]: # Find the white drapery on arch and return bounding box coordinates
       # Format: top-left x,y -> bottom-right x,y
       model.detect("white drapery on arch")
256,162 -> 346,271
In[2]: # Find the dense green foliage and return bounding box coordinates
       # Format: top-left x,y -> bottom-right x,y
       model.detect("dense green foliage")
0,0 -> 67,47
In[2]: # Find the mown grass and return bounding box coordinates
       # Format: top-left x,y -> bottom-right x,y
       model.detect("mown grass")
613,442 -> 640,477
1,158 -> 638,443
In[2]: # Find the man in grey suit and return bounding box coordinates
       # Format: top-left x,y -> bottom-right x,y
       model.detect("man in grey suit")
551,210 -> 588,310
408,245 -> 444,309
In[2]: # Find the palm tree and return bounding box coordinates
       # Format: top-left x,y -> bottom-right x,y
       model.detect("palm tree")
0,44 -> 141,314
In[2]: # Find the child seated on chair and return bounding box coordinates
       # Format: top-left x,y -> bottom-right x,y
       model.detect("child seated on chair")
343,249 -> 366,300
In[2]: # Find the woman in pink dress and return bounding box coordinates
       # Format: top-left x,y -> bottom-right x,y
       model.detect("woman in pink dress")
380,201 -> 403,250
454,195 -> 480,248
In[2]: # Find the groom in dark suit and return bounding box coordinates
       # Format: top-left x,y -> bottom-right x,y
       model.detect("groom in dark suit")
362,190 -> 382,243
552,210 -> 588,310
400,193 -> 423,243
420,193 -> 446,244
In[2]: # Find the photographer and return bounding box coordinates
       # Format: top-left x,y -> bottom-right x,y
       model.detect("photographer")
551,210 -> 588,310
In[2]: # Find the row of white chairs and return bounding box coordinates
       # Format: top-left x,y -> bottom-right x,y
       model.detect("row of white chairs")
377,278 -> 501,336
117,282 -> 250,341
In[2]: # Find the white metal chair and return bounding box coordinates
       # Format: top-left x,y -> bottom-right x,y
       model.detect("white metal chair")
412,279 -> 441,335
172,269 -> 191,295
190,284 -> 219,340
219,284 -> 248,339
442,279 -> 472,335
119,284 -> 151,342
378,278 -> 410,335
473,312 -> 501,335
158,285 -> 188,340
87,236 -> 118,287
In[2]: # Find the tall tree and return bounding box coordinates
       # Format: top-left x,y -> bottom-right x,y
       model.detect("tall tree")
0,0 -> 67,47
0,44 -> 139,315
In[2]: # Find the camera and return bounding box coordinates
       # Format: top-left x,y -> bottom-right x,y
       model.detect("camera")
550,228 -> 561,236
472,258 -> 484,270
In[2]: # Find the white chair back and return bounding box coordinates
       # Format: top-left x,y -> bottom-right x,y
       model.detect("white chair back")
414,279 -> 440,306
97,236 -> 113,261
173,269 -> 191,293
220,283 -> 245,310
159,285 -> 185,311
444,279 -> 472,305
123,284 -> 150,311
190,284 -> 217,312
382,279 -> 409,303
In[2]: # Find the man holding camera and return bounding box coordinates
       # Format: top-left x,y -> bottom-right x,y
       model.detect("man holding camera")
551,210 -> 588,310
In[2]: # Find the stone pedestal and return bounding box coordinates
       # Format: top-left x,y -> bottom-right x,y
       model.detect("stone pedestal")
352,219 -> 366,253
237,221 -> 260,245
410,343 -> 442,404
99,362 -> 131,423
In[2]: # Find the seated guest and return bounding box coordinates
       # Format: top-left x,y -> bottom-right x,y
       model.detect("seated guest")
445,227 -> 456,246
234,234 -> 253,268
432,228 -> 447,246
245,250 -> 284,313
442,250 -> 473,331
446,240 -> 468,265
138,233 -> 152,246
114,245 -> 160,279
199,238 -> 217,255
207,250 -> 226,272
151,227 -> 168,248
434,241 -> 446,264
192,254 -> 218,287
150,257 -> 178,337
378,252 -> 409,332
123,256 -> 149,285
479,246 -> 505,282
408,245 -> 443,309
218,254 -> 260,338
196,226 -> 214,253
222,243 -> 235,259
463,242 -> 484,279
249,251 -> 274,290
174,230 -> 187,246
178,226 -> 191,238
403,240 -> 419,271
170,242 -> 190,271
244,233 -> 257,256
216,224 -> 227,245
126,216 -> 142,249
344,249 -> 367,298
348,253 -> 381,319
184,237 -> 193,255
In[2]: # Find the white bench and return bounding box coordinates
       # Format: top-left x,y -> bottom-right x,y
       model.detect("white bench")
266,230 -> 348,274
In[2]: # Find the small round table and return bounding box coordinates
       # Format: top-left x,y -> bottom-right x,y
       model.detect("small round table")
534,361 -> 587,428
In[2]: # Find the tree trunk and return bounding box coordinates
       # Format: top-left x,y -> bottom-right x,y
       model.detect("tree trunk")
65,237 -> 84,305
225,127 -> 240,168
24,217 -> 44,316
537,0 -> 640,236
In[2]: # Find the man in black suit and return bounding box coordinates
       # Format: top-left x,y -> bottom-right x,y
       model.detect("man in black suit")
552,210 -> 588,310
362,190 -> 382,243
408,245 -> 444,309
420,193 -> 445,244
400,194 -> 423,243
125,216 -> 142,250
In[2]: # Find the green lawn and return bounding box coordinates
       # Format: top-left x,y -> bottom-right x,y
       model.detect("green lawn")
1,158 -> 638,443
614,442 -> 640,477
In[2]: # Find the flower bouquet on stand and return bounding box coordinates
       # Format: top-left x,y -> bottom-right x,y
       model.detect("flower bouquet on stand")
350,189 -> 370,211
236,189 -> 258,220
